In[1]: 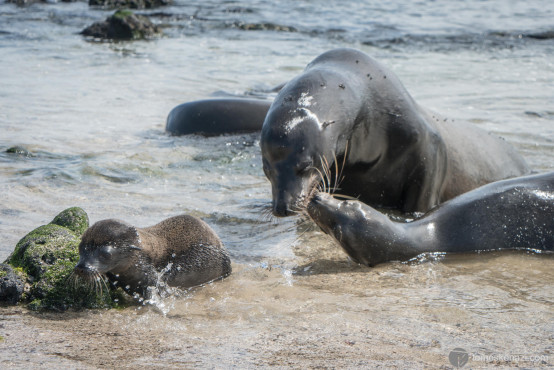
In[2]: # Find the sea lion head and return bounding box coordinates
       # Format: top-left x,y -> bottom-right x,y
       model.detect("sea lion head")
307,192 -> 359,242
307,192 -> 386,266
261,96 -> 338,217
73,219 -> 142,280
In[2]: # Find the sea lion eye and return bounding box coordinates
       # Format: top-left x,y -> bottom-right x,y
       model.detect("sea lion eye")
98,245 -> 113,260
296,160 -> 313,174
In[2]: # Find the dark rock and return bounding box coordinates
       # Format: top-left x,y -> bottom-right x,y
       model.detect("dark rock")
232,22 -> 297,33
89,0 -> 171,9
6,146 -> 34,157
5,0 -> 41,5
0,264 -> 25,304
526,30 -> 554,40
81,10 -> 161,41
6,0 -> 77,4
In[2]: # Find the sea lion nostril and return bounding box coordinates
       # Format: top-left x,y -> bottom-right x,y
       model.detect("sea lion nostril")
73,263 -> 95,276
273,203 -> 293,217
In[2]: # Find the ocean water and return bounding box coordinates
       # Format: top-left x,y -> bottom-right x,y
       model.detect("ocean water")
0,0 -> 552,367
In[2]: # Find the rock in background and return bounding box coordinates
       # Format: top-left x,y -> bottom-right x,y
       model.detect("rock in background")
81,10 -> 162,41
89,0 -> 171,9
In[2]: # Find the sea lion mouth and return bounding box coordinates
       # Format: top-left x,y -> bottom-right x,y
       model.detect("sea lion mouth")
70,264 -> 110,296
73,263 -> 104,282
272,173 -> 322,217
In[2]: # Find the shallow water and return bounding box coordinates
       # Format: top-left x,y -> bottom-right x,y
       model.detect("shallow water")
0,0 -> 553,367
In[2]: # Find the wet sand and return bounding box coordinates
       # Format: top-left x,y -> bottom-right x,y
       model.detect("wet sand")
1,239 -> 552,369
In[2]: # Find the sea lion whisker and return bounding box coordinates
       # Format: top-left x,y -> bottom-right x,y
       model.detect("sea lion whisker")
284,219 -> 313,250
87,276 -> 95,292
321,155 -> 333,188
93,274 -> 101,296
311,166 -> 328,194
322,155 -> 335,194
261,206 -> 275,223
67,270 -> 80,291
265,210 -> 282,225
318,155 -> 329,188
95,272 -> 108,297
332,151 -> 340,195
336,140 -> 349,191
100,275 -> 110,295
331,193 -> 359,200
67,270 -> 75,285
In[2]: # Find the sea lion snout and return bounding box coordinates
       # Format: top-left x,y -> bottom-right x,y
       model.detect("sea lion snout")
307,192 -> 341,233
272,179 -> 313,217
74,261 -> 96,276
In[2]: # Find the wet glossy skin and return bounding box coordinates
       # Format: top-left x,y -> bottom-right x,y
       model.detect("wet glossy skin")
166,98 -> 272,136
73,216 -> 232,296
308,172 -> 554,266
261,48 -> 529,217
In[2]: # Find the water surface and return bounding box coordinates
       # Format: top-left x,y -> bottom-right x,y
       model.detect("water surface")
0,0 -> 552,367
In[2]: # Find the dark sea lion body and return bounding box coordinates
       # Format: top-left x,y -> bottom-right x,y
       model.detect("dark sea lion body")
308,172 -> 554,266
74,215 -> 231,296
261,48 -> 530,216
166,98 -> 271,136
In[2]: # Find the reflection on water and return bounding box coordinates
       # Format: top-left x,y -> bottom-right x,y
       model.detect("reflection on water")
0,0 -> 552,367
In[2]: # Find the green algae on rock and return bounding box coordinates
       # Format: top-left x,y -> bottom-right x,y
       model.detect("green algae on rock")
2,207 -> 130,311
81,10 -> 162,41
51,207 -> 89,236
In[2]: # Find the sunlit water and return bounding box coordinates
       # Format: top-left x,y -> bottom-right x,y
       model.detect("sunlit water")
0,0 -> 553,367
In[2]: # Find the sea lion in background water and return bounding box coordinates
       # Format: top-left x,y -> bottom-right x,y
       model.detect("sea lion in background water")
307,172 -> 554,266
166,98 -> 271,136
260,48 -> 530,217
74,215 -> 231,297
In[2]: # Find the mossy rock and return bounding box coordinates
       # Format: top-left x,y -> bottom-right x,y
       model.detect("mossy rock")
3,207 -> 131,311
81,10 -> 162,40
51,207 -> 89,236
232,22 -> 298,32
8,224 -> 79,280
89,0 -> 171,9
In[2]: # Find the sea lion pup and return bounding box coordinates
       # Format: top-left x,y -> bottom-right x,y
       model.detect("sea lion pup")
307,172 -> 553,266
260,48 -> 530,216
166,98 -> 272,136
73,215 -> 232,297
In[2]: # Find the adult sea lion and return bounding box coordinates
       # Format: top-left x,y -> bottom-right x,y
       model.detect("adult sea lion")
166,98 -> 271,136
260,48 -> 530,216
73,215 -> 231,297
307,172 -> 554,266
